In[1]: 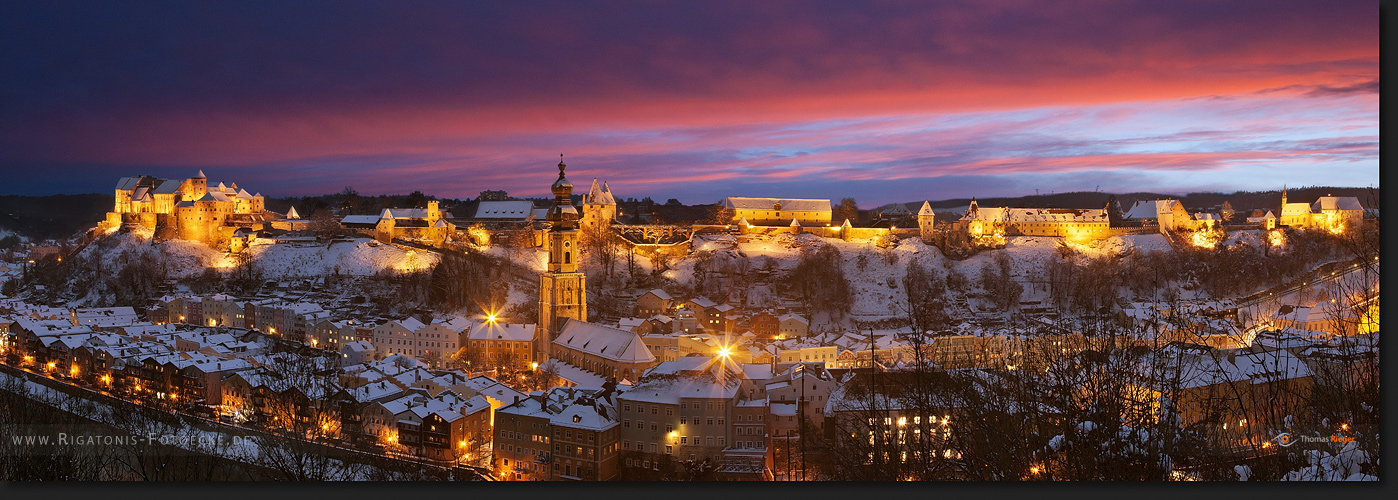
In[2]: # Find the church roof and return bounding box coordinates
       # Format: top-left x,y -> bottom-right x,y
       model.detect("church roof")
721,197 -> 831,212
555,319 -> 656,364
1281,202 -> 1313,216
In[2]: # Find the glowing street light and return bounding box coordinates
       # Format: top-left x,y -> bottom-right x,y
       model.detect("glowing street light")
487,314 -> 498,324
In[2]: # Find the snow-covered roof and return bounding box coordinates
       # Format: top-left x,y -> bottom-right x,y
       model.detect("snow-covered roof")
554,319 -> 655,364
467,322 -> 534,342
115,177 -> 142,191
550,400 -> 618,431
1312,197 -> 1363,212
383,208 -> 430,220
584,178 -> 617,205
642,289 -> 672,301
1281,202 -> 1313,216
341,215 -> 380,225
918,201 -> 934,216
721,197 -> 831,213
473,200 -> 536,219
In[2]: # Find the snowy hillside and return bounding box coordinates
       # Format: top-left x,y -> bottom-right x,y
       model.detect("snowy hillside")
245,238 -> 439,277
77,231 -> 439,280
661,231 -> 1193,325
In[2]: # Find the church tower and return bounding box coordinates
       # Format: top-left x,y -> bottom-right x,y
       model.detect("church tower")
535,156 -> 587,361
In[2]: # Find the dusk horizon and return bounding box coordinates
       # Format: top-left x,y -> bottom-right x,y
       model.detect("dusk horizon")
0,1 -> 1378,206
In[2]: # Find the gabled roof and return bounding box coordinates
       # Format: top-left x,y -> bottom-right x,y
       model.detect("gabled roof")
687,297 -> 718,309
383,208 -> 430,220
721,197 -> 831,212
115,177 -> 143,191
1281,202 -> 1313,216
1312,197 -> 1363,211
555,319 -> 655,364
340,215 -> 380,225
642,289 -> 672,301
473,200 -> 536,219
467,322 -> 534,342
152,180 -> 182,194
918,201 -> 934,216
286,206 -> 300,219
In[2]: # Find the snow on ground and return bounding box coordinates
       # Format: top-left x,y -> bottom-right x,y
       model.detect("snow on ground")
665,232 -> 1190,323
79,232 -> 441,280
477,244 -> 547,273
246,238 -> 439,277
1224,229 -> 1264,249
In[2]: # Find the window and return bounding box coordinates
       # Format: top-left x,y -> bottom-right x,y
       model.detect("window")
680,436 -> 687,444
651,423 -> 658,431
717,417 -> 724,426
706,437 -> 714,446
665,424 -> 673,433
665,445 -> 672,454
651,407 -> 658,415
680,417 -> 686,425
624,404 -> 631,412
718,437 -> 725,446
666,408 -> 673,416
707,417 -> 714,426
624,439 -> 630,448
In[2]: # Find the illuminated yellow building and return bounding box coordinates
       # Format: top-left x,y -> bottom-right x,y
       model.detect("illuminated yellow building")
959,198 -> 1110,240
106,171 -> 276,247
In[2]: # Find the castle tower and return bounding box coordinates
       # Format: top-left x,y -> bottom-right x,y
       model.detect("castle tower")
535,156 -> 587,361
182,170 -> 208,202
918,201 -> 936,243
581,177 -> 617,231
426,200 -> 441,225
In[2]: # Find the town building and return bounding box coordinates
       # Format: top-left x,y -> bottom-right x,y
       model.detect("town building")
339,201 -> 456,245
960,198 -> 1111,239
721,197 -> 832,227
465,320 -> 536,371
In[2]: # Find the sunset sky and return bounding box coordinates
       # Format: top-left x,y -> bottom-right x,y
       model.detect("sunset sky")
0,1 -> 1379,207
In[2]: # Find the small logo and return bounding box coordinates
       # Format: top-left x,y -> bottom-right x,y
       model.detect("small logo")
1275,433 -> 1295,447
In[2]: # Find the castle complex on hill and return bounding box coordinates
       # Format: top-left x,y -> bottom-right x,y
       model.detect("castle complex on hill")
104,171 -> 279,247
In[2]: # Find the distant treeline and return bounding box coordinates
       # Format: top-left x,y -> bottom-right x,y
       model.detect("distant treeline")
0,193 -> 110,241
